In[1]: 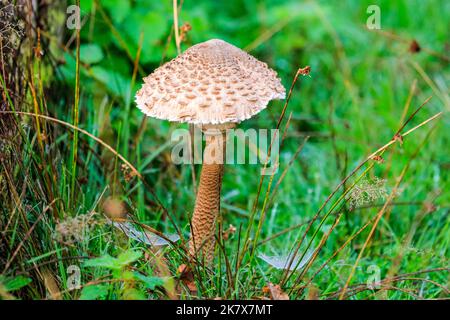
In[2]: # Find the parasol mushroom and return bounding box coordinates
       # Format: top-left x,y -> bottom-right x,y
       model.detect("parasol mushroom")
135,39 -> 285,264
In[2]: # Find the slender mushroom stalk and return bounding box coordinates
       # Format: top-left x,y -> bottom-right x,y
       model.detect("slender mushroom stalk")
135,39 -> 285,266
189,124 -> 233,263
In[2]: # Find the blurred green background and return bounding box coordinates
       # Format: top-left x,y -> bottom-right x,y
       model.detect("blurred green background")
1,0 -> 448,299
58,0 -> 449,212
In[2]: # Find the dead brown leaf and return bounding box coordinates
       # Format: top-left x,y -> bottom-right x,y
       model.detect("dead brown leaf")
409,40 -> 421,53
306,285 -> 320,300
42,269 -> 61,300
177,264 -> 197,293
263,282 -> 289,300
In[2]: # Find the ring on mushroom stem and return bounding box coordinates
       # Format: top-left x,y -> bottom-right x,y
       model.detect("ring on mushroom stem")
135,39 -> 285,265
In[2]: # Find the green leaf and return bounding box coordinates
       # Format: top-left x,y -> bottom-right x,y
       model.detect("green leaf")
103,0 -> 131,24
133,272 -> 166,290
117,249 -> 142,267
80,44 -> 104,65
59,52 -> 77,83
122,288 -> 146,300
122,270 -> 135,281
80,0 -> 94,15
84,254 -> 120,270
84,250 -> 141,271
2,275 -> 32,292
79,284 -> 109,300
122,11 -> 167,63
89,66 -> 130,100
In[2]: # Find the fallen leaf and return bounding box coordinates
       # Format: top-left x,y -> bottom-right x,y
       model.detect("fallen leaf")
177,264 -> 197,293
109,219 -> 179,246
265,282 -> 289,300
306,285 -> 320,300
258,250 -> 313,271
42,269 -> 61,300
409,40 -> 421,53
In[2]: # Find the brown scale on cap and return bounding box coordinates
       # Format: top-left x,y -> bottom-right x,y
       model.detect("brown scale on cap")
135,39 -> 285,265
135,39 -> 285,124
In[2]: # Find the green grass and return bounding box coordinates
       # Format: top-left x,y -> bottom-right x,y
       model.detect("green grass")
0,0 -> 448,300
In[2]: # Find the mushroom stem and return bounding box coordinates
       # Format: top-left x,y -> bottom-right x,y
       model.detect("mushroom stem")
189,127 -> 227,264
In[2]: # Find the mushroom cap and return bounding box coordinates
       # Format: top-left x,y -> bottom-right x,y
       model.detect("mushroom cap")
135,39 -> 285,125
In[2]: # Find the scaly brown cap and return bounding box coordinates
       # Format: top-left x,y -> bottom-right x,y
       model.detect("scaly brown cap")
135,39 -> 285,124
